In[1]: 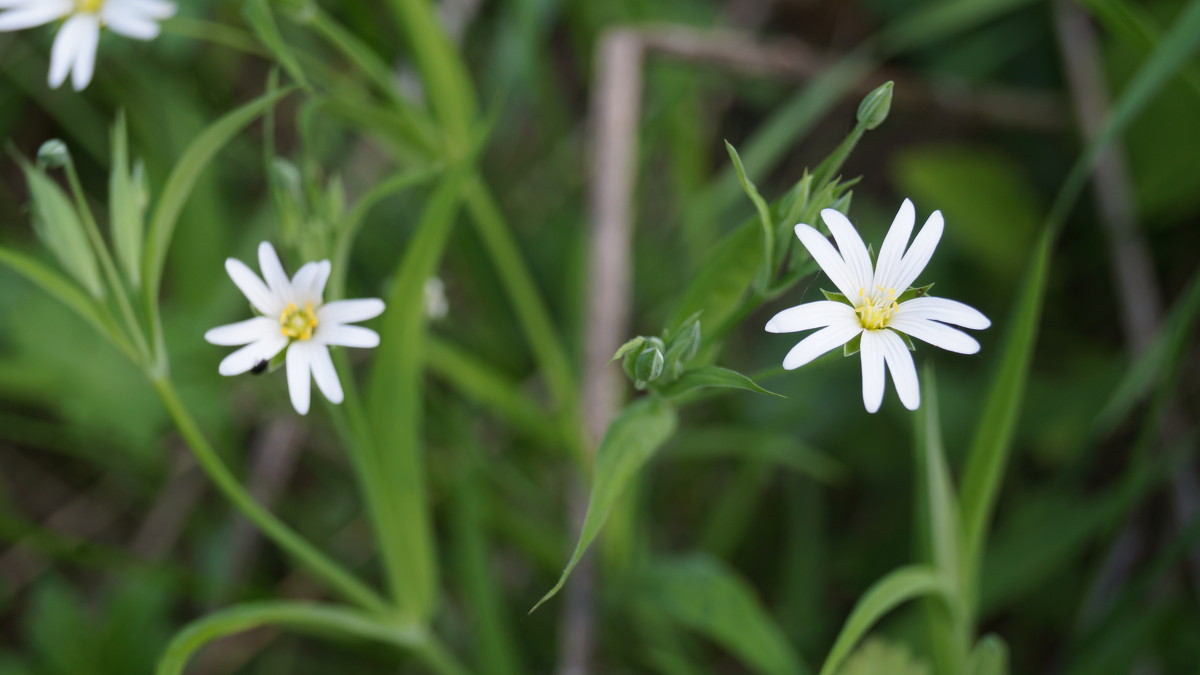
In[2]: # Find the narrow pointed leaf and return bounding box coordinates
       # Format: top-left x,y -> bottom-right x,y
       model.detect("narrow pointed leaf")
660,366 -> 784,399
532,397 -> 677,612
21,163 -> 103,298
109,111 -> 143,288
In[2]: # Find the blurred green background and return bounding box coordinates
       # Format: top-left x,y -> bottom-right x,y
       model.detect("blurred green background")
0,0 -> 1198,672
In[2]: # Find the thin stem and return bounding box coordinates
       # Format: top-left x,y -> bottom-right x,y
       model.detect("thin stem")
61,158 -> 152,361
149,374 -> 389,615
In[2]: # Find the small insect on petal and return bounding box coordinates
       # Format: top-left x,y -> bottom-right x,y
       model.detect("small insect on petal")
250,359 -> 269,375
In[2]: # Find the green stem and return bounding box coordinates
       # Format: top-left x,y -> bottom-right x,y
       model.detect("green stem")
61,157 -> 152,361
149,375 -> 388,615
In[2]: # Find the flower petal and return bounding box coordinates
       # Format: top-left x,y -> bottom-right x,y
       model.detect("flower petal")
879,329 -> 920,410
307,343 -> 344,405
889,315 -> 980,354
872,198 -> 915,292
765,300 -> 858,334
217,334 -> 287,376
318,298 -> 385,326
895,296 -> 990,330
821,208 -> 874,293
859,330 -> 886,413
0,1 -> 69,31
226,258 -> 281,316
890,210 -> 944,292
258,241 -> 293,301
69,15 -> 100,91
289,261 -> 324,304
317,324 -> 380,348
102,9 -> 160,40
782,323 -> 861,370
794,223 -> 860,299
204,316 -> 276,346
48,14 -> 84,88
286,342 -> 312,415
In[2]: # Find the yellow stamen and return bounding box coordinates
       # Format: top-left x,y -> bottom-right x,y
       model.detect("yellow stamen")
77,0 -> 104,12
279,302 -> 319,341
854,287 -> 899,331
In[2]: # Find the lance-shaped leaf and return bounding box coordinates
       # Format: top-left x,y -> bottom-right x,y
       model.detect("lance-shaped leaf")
660,366 -> 784,399
532,397 -> 677,612
21,162 -> 103,298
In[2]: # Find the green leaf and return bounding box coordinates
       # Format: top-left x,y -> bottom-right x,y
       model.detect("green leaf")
965,635 -> 1008,675
366,165 -> 475,620
726,141 -> 775,290
109,111 -> 144,288
817,565 -> 951,675
142,86 -> 294,306
532,397 -> 678,612
668,220 -> 762,336
154,602 -> 426,675
243,0 -> 311,90
630,555 -> 808,675
660,366 -> 784,399
670,429 -> 844,484
20,163 -> 103,298
957,229 -> 1050,609
0,246 -> 117,352
839,638 -> 930,675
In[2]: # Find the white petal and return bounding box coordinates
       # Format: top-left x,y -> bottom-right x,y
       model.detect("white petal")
859,330 -> 886,413
318,298 -> 385,326
102,9 -> 160,40
879,329 -> 920,410
204,317 -> 276,346
69,15 -> 99,91
891,210 -> 944,292
217,334 -> 287,376
889,315 -> 980,354
782,323 -> 861,370
286,342 -> 312,415
317,325 -> 380,349
258,241 -> 293,301
765,300 -> 857,334
289,260 -> 331,303
873,198 -> 915,291
794,223 -> 860,299
48,16 -> 83,88
107,0 -> 176,19
895,297 -> 991,330
0,1 -> 69,31
820,208 -> 874,293
289,262 -> 322,303
307,343 -> 344,405
225,258 -> 281,316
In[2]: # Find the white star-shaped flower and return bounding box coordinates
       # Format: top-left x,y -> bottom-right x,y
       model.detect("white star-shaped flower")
0,0 -> 176,91
766,199 -> 991,413
205,242 -> 386,416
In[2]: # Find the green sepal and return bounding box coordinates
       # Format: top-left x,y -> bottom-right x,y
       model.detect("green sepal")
611,336 -> 646,363
897,283 -> 934,303
822,289 -> 853,306
634,346 -> 665,389
896,330 -> 917,352
843,332 -> 862,357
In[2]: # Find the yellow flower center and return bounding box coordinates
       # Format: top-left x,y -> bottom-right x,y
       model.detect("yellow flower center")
855,286 -> 898,331
279,302 -> 319,341
76,0 -> 105,12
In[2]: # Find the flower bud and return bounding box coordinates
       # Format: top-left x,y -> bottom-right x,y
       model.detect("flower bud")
36,139 -> 71,169
634,345 -> 665,388
856,81 -> 893,131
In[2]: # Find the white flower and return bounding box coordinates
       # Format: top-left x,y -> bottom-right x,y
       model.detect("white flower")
0,0 -> 176,91
765,199 -> 990,413
205,242 -> 386,416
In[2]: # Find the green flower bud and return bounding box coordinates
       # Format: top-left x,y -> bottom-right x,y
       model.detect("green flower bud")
36,140 -> 71,169
856,81 -> 894,131
634,345 -> 665,389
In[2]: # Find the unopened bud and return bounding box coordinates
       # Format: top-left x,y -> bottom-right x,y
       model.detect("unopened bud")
36,139 -> 70,169
856,81 -> 893,131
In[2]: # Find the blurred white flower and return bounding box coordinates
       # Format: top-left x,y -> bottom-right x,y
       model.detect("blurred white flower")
766,199 -> 990,413
205,242 -> 385,416
424,276 -> 448,320
0,0 -> 176,91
